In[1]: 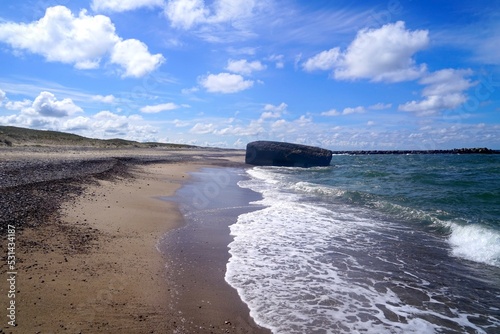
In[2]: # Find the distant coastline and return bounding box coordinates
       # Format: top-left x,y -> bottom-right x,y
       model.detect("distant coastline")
330,148 -> 499,155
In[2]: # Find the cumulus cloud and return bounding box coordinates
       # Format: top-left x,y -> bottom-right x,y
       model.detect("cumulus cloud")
226,59 -> 266,75
0,6 -> 164,77
0,90 -> 32,110
27,91 -> 83,118
5,100 -> 32,111
66,111 -> 158,141
0,6 -> 117,69
303,48 -> 340,72
140,102 -> 180,113
336,21 -> 428,82
199,73 -> 254,93
110,39 -> 165,78
91,0 -> 164,12
399,69 -> 475,116
92,110 -> 135,130
0,105 -> 158,141
303,21 -> 429,82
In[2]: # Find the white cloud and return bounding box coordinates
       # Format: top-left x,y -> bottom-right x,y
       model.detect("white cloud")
342,106 -> 365,115
189,122 -> 216,134
321,106 -> 365,116
0,95 -> 158,141
420,69 -> 474,96
92,94 -> 116,103
92,110 -> 130,126
336,21 -> 428,82
111,39 -> 165,78
62,111 -> 158,141
321,109 -> 340,116
26,91 -> 83,118
209,0 -> 258,23
260,102 -> 287,119
199,73 -> 254,93
164,0 -> 209,29
303,21 -> 429,82
91,0 -> 164,12
164,0 -> 269,41
0,6 -> 117,69
226,59 -> 266,75
0,6 -> 164,78
5,100 -> 32,111
303,48 -> 340,72
399,69 -> 475,116
0,90 -> 32,111
213,120 -> 265,137
165,0 -> 264,27
140,102 -> 180,113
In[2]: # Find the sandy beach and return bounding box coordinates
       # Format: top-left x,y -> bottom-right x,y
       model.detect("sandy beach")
0,148 -> 269,333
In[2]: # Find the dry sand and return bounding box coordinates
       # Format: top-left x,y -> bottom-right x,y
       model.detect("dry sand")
0,149 -> 268,333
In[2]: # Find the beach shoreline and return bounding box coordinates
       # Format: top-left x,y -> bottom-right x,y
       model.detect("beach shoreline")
160,167 -> 270,333
0,148 -> 265,333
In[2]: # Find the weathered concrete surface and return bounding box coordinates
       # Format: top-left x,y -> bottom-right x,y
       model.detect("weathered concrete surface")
245,141 -> 332,167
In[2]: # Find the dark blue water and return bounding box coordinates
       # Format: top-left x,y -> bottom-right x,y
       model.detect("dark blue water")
226,154 -> 500,333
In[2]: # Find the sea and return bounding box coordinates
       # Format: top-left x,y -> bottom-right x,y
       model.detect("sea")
224,154 -> 500,334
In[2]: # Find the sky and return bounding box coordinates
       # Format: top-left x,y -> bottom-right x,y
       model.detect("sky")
0,0 -> 499,150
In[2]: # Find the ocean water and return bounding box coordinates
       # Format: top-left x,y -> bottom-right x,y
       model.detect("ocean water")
225,154 -> 500,334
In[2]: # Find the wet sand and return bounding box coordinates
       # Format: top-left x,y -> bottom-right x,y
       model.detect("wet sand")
160,168 -> 270,333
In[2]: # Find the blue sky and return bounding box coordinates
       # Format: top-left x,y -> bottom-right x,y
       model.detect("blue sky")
0,0 -> 499,149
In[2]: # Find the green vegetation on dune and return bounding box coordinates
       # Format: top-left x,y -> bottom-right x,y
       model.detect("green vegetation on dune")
0,126 -> 196,149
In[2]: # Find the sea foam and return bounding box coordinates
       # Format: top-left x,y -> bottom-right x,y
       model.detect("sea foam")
225,167 -> 498,333
447,222 -> 500,267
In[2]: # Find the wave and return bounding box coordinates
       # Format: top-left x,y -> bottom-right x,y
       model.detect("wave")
227,167 -> 500,333
447,222 -> 500,267
243,167 -> 500,268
